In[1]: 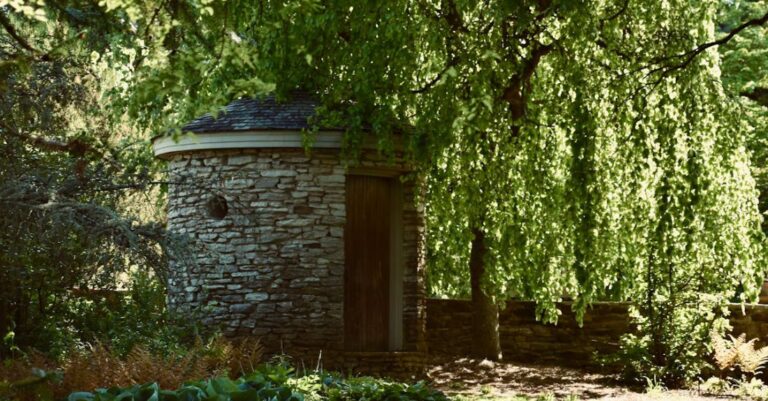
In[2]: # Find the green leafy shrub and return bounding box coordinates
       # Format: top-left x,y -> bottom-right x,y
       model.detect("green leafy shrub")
321,376 -> 447,401
65,270 -> 213,357
66,363 -> 448,401
699,377 -> 731,396
0,368 -> 62,401
612,309 -> 715,385
3,269 -> 208,360
612,284 -> 752,386
735,378 -> 768,400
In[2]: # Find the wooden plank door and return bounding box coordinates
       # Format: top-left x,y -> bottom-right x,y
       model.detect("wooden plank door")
344,175 -> 391,351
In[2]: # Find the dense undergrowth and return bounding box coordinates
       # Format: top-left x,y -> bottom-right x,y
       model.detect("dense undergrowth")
67,365 -> 447,401
2,361 -> 447,401
0,337 -> 263,401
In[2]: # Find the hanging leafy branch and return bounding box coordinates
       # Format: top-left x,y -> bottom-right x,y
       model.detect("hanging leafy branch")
645,8 -> 768,79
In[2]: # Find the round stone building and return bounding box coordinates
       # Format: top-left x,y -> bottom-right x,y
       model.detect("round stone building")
153,93 -> 427,365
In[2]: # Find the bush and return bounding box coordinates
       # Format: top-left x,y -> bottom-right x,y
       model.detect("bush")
65,363 -> 448,401
611,291 -> 738,386
63,270 -> 213,357
2,269 -> 207,360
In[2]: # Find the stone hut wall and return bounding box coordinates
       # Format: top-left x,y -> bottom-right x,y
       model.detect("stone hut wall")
427,299 -> 768,367
165,148 -> 426,355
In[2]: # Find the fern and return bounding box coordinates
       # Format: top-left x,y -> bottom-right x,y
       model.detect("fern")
0,337 -> 263,400
711,330 -> 768,375
712,330 -> 741,371
736,340 -> 768,375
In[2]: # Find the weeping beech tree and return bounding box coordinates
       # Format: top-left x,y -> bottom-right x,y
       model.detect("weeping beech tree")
421,2 -> 767,373
5,0 -> 767,377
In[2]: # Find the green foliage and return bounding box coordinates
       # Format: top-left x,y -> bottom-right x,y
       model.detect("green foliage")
718,0 -> 768,233
322,377 -> 446,401
425,0 -> 766,321
735,377 -> 768,400
699,376 -> 731,396
450,394 -> 576,401
613,303 -> 727,385
61,270 -> 211,357
0,368 -> 62,401
0,269 -> 209,359
0,8 -> 187,355
605,1 -> 768,385
719,0 -> 768,105
65,363 -> 448,401
698,376 -> 768,400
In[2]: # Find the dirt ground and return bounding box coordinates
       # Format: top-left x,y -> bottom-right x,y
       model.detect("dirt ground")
426,357 -> 736,400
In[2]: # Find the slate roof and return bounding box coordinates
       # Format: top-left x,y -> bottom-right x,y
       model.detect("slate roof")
182,92 -> 321,133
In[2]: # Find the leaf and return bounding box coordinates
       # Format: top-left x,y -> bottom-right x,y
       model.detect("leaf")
229,389 -> 259,401
68,392 -> 95,401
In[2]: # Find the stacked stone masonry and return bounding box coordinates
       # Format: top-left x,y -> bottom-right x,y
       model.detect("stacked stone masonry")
166,148 -> 427,355
427,299 -> 768,368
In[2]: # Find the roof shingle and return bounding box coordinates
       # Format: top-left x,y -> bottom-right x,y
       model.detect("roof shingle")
182,92 -> 320,133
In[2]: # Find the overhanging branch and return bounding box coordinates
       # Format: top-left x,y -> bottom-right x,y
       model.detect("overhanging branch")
503,42 -> 553,123
649,10 -> 768,77
0,121 -> 95,156
410,56 -> 459,94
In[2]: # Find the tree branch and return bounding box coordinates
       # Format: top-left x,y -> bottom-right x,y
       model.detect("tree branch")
440,0 -> 468,33
0,120 -> 96,157
502,42 -> 553,123
410,56 -> 459,94
602,0 -> 629,22
649,9 -> 768,77
0,10 -> 37,53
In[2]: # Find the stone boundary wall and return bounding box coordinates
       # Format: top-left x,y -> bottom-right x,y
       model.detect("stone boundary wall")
426,299 -> 768,367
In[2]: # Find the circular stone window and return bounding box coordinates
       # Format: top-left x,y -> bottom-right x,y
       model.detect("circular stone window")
206,195 -> 228,219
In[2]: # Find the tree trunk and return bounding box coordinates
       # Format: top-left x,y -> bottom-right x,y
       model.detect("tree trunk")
469,227 -> 502,360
